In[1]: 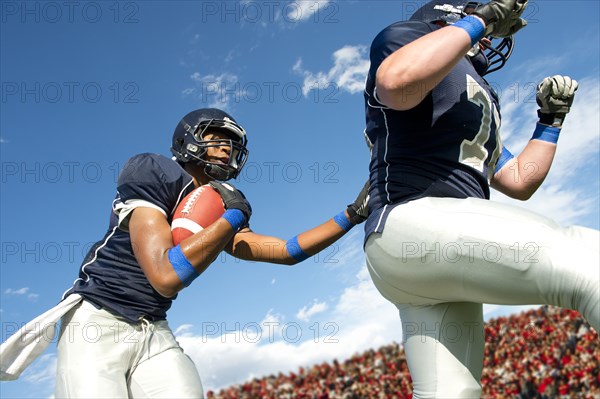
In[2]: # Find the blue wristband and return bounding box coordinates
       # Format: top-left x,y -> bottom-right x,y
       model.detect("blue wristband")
222,209 -> 246,231
168,245 -> 200,287
531,123 -> 561,144
286,235 -> 310,262
334,211 -> 353,232
453,15 -> 486,47
494,146 -> 515,174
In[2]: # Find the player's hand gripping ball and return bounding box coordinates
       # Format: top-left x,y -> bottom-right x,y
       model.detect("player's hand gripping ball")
171,185 -> 225,245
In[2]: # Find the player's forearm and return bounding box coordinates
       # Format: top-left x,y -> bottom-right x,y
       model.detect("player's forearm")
229,182 -> 368,264
179,218 -> 237,271
514,139 -> 556,196
228,212 -> 353,265
492,140 -> 556,200
137,217 -> 237,298
376,22 -> 481,110
288,216 -> 349,263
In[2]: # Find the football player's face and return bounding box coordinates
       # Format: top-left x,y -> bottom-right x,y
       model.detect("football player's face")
203,131 -> 233,165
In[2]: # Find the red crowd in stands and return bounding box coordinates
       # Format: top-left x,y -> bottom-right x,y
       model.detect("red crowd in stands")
207,306 -> 599,398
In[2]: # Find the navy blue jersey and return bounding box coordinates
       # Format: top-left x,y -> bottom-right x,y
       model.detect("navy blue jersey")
62,154 -> 196,322
364,21 -> 502,238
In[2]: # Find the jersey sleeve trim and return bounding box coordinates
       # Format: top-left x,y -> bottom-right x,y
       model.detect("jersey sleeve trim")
114,199 -> 167,231
372,85 -> 388,109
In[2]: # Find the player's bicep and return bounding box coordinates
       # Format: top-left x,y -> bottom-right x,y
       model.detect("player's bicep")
128,207 -> 175,288
375,70 -> 427,111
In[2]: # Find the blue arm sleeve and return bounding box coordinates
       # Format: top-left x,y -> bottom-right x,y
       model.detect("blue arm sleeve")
494,146 -> 514,175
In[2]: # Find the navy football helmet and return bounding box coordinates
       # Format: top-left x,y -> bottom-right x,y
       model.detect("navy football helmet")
410,1 -> 514,75
171,108 -> 249,181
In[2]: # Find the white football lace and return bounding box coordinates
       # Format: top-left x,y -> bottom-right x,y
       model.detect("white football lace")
181,188 -> 203,215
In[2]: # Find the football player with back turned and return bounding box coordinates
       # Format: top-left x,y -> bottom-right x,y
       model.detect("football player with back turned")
362,0 -> 599,398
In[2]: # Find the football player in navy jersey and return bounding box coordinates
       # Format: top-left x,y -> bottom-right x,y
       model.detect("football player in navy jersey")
362,0 -> 598,397
51,108 -> 369,398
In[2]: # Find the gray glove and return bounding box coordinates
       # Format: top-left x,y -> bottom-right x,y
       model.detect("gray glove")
472,0 -> 528,38
536,75 -> 578,126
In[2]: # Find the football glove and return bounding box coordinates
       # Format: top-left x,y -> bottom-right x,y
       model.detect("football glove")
209,181 -> 252,223
346,180 -> 370,225
536,75 -> 578,127
473,0 -> 528,38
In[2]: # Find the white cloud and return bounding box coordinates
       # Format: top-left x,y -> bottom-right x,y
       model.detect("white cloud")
181,87 -> 195,96
492,181 -> 595,227
174,324 -> 195,337
324,228 -> 364,270
233,1 -> 333,28
182,334 -> 316,393
5,287 -> 30,295
286,1 -> 332,22
506,54 -> 569,81
296,300 -> 328,322
552,77 -> 600,176
257,309 -> 286,342
183,72 -> 240,110
293,45 -> 369,96
224,49 -> 237,64
4,287 -> 40,302
27,293 -> 40,302
327,266 -> 400,350
23,354 -> 56,385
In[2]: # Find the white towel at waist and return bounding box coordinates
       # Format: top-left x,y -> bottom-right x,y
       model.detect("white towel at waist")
0,294 -> 83,381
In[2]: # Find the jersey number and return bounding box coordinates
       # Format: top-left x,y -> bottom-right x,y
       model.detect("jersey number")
459,75 -> 501,180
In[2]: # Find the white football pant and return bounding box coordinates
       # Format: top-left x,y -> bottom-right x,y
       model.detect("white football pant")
365,197 -> 599,399
55,300 -> 204,398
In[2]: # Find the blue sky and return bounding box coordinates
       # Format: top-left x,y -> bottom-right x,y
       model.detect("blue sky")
1,1 -> 598,397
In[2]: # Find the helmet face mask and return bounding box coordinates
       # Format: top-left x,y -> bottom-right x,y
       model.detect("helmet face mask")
171,109 -> 249,181
409,1 -> 515,75
480,36 -> 513,75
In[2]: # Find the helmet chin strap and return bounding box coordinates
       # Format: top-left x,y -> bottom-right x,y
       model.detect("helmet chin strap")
203,162 -> 235,181
469,50 -> 490,76
187,144 -> 238,181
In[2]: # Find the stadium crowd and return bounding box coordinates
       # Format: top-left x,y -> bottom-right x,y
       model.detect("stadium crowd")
206,306 -> 599,399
